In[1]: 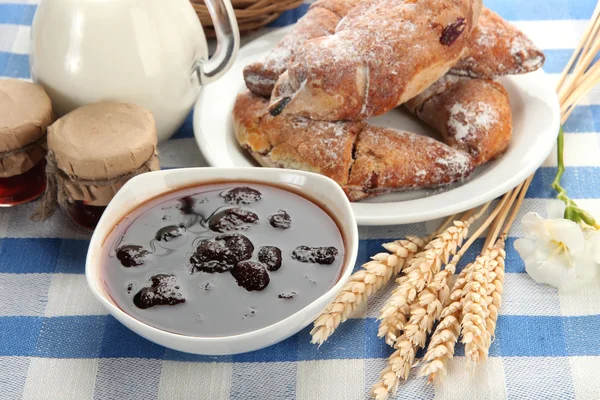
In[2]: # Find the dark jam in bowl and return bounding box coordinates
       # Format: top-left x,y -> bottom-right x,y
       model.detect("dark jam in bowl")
100,182 -> 345,337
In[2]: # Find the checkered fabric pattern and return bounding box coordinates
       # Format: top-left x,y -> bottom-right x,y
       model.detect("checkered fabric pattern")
2,0 -> 600,399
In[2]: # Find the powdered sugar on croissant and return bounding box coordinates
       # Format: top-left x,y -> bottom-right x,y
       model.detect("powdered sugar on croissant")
234,90 -> 474,201
451,7 -> 545,78
346,126 -> 474,201
269,0 -> 482,121
234,90 -> 362,186
244,5 -> 543,99
406,74 -> 512,166
243,0 -> 363,97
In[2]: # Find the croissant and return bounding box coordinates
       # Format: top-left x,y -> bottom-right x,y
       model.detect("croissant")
267,0 -> 482,121
234,90 -> 474,201
243,0 -> 362,97
405,74 -> 512,166
234,89 -> 362,186
244,5 -> 542,98
450,7 -> 545,78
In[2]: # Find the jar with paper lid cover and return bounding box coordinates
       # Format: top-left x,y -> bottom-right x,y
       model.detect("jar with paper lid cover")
33,102 -> 160,229
0,79 -> 52,206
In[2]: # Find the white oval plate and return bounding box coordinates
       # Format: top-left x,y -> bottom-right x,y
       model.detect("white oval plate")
194,27 -> 560,226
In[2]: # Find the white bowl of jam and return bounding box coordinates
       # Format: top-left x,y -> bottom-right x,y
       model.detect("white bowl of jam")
86,168 -> 358,355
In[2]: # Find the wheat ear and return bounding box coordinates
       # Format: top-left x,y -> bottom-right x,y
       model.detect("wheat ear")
371,223 -> 470,400
377,218 -> 473,345
371,260 -> 477,398
370,334 -> 417,400
413,188 -> 515,382
372,203 -> 507,399
377,190 -> 516,347
452,196 -> 513,365
389,246 -> 497,386
460,254 -> 492,365
310,236 -> 426,345
311,214 -> 457,345
375,266 -> 458,393
419,261 -> 474,382
483,239 -> 506,338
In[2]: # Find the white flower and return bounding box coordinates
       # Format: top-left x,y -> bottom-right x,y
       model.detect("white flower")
514,212 -> 598,289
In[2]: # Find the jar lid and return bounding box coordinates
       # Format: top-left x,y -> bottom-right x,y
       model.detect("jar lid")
32,102 -> 160,219
0,79 -> 52,152
48,102 -> 158,181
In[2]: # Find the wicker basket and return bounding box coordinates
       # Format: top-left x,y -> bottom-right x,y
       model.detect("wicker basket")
191,0 -> 304,37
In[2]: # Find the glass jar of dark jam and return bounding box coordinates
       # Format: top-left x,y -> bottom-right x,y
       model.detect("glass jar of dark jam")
0,158 -> 47,207
64,201 -> 107,231
33,102 -> 160,230
0,79 -> 53,207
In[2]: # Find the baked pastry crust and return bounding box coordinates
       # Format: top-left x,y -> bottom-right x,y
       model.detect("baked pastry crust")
243,6 -> 543,98
234,90 -> 474,201
405,74 -> 513,166
309,0 -> 364,17
234,91 -> 362,186
268,0 -> 482,121
451,7 -> 546,78
346,126 -> 474,201
236,4 -> 525,201
242,0 -> 362,97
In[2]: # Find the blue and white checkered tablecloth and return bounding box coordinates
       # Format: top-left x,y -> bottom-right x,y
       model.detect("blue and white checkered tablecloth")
2,0 -> 600,399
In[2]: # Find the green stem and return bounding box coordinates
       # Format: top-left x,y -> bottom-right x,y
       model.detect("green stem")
551,128 -> 565,193
552,127 -> 600,229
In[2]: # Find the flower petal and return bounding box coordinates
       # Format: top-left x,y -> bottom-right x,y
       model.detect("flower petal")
525,258 -> 577,289
514,238 -> 536,260
521,212 -> 548,240
517,216 -> 597,288
545,219 -> 585,254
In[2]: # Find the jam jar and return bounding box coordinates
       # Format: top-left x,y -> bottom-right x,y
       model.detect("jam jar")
0,79 -> 53,206
41,102 -> 160,230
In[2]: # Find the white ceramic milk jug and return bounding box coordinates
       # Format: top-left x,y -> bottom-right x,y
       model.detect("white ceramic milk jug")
30,0 -> 239,141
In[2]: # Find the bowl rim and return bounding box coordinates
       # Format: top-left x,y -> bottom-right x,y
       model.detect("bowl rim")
85,167 -> 359,349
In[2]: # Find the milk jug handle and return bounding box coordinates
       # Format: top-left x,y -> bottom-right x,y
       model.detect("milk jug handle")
196,0 -> 239,84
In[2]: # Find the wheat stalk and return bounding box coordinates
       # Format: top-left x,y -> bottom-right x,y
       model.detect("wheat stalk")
419,261 -> 473,382
371,260 -> 478,397
377,218 -> 474,345
417,178 -> 528,381
460,254 -> 492,365
559,1 -> 600,120
408,189 -> 514,383
480,176 -> 530,348
371,198 -> 521,398
483,238 -> 506,338
310,236 -> 426,345
371,334 -> 417,400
